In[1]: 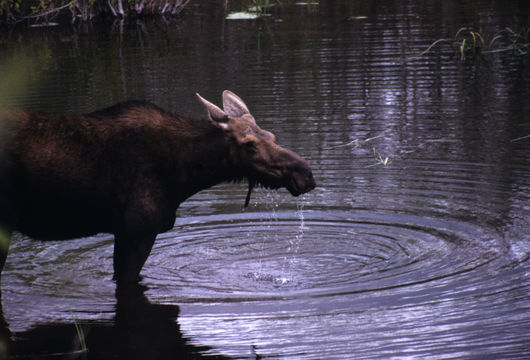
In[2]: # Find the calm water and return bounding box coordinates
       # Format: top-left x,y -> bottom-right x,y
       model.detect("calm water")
1,1 -> 530,359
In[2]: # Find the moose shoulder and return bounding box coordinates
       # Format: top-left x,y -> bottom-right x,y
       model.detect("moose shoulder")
0,91 -> 315,287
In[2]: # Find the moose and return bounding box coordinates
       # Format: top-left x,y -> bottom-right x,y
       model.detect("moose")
0,91 -> 315,288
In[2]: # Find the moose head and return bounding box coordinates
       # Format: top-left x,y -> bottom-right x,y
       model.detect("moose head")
196,91 -> 316,206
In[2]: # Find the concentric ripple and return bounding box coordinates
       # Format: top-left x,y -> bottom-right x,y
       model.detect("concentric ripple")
145,210 -> 504,303
136,206 -> 526,359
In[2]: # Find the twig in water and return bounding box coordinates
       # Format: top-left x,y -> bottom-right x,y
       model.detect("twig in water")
330,132 -> 387,149
366,147 -> 391,168
511,134 -> 530,142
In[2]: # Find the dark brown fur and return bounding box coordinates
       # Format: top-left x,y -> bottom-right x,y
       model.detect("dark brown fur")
0,91 -> 315,287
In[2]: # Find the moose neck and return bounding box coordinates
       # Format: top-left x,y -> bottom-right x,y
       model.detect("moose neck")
169,119 -> 238,204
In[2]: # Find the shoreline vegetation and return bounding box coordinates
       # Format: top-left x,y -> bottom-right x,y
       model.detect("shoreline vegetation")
0,0 -> 190,24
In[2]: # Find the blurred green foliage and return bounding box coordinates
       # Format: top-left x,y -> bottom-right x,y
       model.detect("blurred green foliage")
0,55 -> 33,107
0,230 -> 9,255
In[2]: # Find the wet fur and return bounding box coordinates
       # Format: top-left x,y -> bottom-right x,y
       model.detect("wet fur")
2,102 -> 235,236
0,101 -> 237,284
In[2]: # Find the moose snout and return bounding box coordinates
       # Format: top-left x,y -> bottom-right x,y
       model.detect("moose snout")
305,170 -> 316,192
283,151 -> 316,196
251,141 -> 316,197
289,165 -> 316,196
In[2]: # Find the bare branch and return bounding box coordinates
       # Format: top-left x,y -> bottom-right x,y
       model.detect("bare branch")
107,0 -> 118,17
22,1 -> 73,20
117,0 -> 124,17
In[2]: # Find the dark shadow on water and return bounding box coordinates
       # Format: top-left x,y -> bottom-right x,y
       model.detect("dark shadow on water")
0,285 -> 228,360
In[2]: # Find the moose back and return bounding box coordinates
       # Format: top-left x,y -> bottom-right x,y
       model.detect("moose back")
0,91 -> 315,287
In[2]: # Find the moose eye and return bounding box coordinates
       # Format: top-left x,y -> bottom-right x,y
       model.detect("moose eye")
243,140 -> 257,153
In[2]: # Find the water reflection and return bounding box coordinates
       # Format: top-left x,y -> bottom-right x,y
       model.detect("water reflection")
2,285 -> 227,359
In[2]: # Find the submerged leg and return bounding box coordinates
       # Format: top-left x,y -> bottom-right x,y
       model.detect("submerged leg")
113,231 -> 157,288
0,228 -> 11,279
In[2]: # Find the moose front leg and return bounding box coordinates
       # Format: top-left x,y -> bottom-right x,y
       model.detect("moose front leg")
113,231 -> 157,287
111,180 -> 176,288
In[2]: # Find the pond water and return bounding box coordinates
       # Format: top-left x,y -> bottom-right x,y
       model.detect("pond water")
1,1 -> 530,359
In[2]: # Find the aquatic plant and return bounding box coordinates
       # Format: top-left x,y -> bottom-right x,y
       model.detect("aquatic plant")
458,28 -> 485,59
249,0 -> 273,14
491,27 -> 530,55
70,311 -> 88,358
415,26 -> 530,61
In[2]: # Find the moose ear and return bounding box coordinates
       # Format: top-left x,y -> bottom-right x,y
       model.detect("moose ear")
222,90 -> 250,118
196,93 -> 229,127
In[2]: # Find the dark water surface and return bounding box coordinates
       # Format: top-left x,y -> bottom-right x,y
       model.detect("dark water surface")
1,1 -> 530,359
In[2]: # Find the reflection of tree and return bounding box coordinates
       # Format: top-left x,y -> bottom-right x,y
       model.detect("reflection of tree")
1,284 -> 228,359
